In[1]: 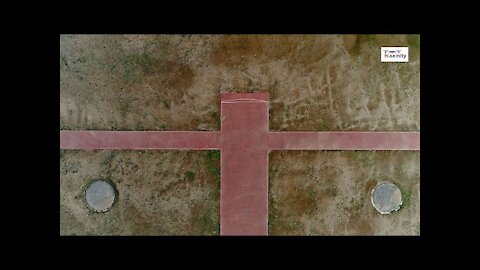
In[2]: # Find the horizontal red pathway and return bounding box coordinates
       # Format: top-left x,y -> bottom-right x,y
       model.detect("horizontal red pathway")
60,130 -> 419,151
60,131 -> 221,150
60,92 -> 420,236
269,131 -> 419,150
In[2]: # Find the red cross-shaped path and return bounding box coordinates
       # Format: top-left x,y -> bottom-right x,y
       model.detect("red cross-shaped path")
60,92 -> 420,235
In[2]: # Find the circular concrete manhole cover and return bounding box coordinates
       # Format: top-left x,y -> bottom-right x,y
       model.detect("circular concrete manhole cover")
371,182 -> 402,214
85,180 -> 116,212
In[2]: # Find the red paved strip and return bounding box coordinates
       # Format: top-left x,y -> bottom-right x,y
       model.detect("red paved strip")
221,92 -> 270,102
60,131 -> 221,150
220,94 -> 269,235
268,131 -> 420,150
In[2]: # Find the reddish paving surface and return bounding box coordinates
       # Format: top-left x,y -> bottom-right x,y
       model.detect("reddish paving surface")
220,93 -> 269,235
268,131 -> 419,150
60,92 -> 420,236
60,131 -> 221,150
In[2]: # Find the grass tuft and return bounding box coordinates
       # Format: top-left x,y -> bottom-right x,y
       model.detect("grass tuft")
184,171 -> 196,182
401,188 -> 412,209
101,151 -> 117,166
407,35 -> 420,49
204,150 -> 220,182
122,52 -> 154,84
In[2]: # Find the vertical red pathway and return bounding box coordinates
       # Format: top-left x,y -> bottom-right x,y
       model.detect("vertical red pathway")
220,93 -> 269,235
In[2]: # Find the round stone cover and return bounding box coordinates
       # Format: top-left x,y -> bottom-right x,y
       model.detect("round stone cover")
85,180 -> 116,212
371,182 -> 402,214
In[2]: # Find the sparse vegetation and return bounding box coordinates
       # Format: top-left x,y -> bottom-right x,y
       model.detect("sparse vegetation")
62,161 -> 79,174
184,171 -> 195,182
106,62 -> 119,75
189,186 -> 219,235
283,105 -> 290,119
61,150 -> 220,235
73,56 -> 87,64
269,151 -> 419,235
204,150 -> 220,182
200,203 -> 217,235
407,34 -> 421,61
308,187 -> 317,202
348,150 -> 374,168
101,151 -> 117,166
268,194 -> 303,235
407,35 -> 420,48
326,185 -> 338,197
316,122 -> 330,131
361,34 -> 376,44
401,188 -> 412,209
161,99 -> 170,109
61,35 -> 418,132
209,110 -> 220,129
349,197 -> 365,212
60,55 -> 68,68
246,79 -> 260,93
145,38 -> 168,60
136,122 -> 146,131
122,52 -> 155,84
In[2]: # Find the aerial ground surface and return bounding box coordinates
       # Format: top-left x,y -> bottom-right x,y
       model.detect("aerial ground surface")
60,34 -> 420,235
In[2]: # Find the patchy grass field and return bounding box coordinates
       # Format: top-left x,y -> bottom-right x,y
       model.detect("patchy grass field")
60,150 -> 220,235
269,151 -> 420,235
60,34 -> 419,235
60,34 -> 419,132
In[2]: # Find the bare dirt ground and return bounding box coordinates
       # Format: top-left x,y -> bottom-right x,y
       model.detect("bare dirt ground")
60,150 -> 219,235
60,34 -> 419,132
269,151 -> 420,235
60,34 -> 420,235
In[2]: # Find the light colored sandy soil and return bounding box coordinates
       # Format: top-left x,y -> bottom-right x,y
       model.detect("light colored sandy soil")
60,150 -> 219,235
269,151 -> 420,235
60,34 -> 420,235
60,34 -> 419,132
